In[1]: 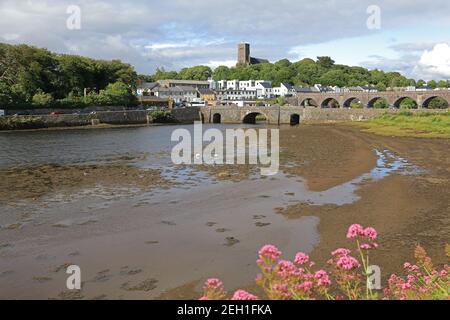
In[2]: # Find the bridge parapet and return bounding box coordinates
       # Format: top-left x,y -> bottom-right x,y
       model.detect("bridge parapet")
291,90 -> 450,109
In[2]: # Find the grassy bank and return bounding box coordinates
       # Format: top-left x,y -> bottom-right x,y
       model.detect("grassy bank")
356,111 -> 450,138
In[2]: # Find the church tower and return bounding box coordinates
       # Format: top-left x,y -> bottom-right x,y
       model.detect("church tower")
238,43 -> 250,65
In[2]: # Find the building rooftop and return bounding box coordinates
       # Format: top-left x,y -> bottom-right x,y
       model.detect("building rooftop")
157,79 -> 210,86
198,88 -> 215,95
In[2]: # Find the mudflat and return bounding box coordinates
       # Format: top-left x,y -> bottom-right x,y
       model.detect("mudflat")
0,123 -> 448,299
279,124 -> 450,285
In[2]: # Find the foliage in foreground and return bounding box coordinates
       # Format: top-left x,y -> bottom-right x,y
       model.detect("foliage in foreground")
200,224 -> 449,300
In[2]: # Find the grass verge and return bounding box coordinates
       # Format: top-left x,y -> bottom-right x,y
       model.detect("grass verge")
355,111 -> 450,138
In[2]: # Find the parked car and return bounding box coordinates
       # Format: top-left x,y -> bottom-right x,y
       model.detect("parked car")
0,109 -> 5,117
50,111 -> 64,115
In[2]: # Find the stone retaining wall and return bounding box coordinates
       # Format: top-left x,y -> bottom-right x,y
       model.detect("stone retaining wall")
0,108 -> 202,130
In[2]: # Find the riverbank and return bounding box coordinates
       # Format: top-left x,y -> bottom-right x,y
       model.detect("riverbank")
354,111 -> 450,138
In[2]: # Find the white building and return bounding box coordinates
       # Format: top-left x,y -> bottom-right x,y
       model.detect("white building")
273,83 -> 295,97
154,86 -> 198,103
216,89 -> 257,101
239,80 -> 256,90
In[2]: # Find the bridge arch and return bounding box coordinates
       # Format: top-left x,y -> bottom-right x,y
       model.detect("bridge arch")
393,97 -> 418,109
343,97 -> 362,108
368,97 -> 389,109
290,114 -> 300,126
212,113 -> 222,124
242,112 -> 268,125
321,98 -> 340,109
422,96 -> 449,109
300,98 -> 319,108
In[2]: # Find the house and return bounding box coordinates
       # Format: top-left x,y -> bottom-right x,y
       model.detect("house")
239,80 -> 256,90
157,79 -> 210,89
416,86 -> 433,92
347,86 -> 365,93
197,88 -> 216,105
153,86 -> 198,103
254,81 -> 273,99
226,80 -> 240,90
314,84 -> 336,93
293,86 -> 315,93
177,86 -> 198,102
136,82 -> 159,96
361,85 -> 378,92
273,83 -> 295,97
216,89 -> 257,102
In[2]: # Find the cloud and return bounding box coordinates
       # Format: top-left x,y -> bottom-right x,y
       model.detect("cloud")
0,0 -> 450,75
205,60 -> 237,69
413,43 -> 450,79
388,42 -> 436,53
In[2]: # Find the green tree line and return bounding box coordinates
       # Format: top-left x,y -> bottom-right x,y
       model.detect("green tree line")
140,56 -> 449,90
0,43 -> 138,109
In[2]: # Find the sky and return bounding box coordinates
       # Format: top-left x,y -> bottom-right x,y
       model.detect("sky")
1,0 -> 450,80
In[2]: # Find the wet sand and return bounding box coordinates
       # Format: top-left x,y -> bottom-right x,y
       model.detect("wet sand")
0,123 -> 449,299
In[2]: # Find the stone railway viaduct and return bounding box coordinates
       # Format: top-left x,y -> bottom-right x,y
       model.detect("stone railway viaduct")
200,90 -> 450,125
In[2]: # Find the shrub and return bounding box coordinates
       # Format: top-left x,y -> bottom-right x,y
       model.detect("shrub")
147,110 -> 174,123
32,91 -> 54,107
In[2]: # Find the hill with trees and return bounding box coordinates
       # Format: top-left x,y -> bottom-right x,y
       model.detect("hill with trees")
142,56 -> 448,90
0,43 -> 138,109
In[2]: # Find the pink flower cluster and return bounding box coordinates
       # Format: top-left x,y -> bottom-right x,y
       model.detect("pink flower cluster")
201,278 -> 259,300
204,278 -> 223,290
232,290 -> 258,300
347,224 -> 378,241
384,246 -> 450,300
258,244 -> 282,261
329,248 -> 360,270
200,224 -> 449,301
255,246 -> 332,300
294,252 -> 309,265
201,278 -> 226,300
346,224 -> 378,250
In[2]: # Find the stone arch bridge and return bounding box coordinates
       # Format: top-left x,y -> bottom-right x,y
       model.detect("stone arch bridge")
292,90 -> 450,109
200,90 -> 449,124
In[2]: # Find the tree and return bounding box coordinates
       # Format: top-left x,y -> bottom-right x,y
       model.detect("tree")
437,80 -> 448,88
102,81 -> 136,107
178,66 -> 212,81
417,79 -> 426,87
316,56 -> 335,69
319,69 -> 348,87
376,82 -> 387,92
212,66 -> 231,81
427,80 -> 437,89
